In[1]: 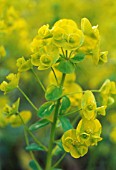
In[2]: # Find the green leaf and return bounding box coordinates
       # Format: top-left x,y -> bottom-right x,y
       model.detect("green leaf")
60,96 -> 70,114
38,102 -> 55,118
25,143 -> 44,151
56,60 -> 75,74
45,85 -> 63,101
70,52 -> 85,63
29,160 -> 38,170
29,119 -> 50,131
59,116 -> 73,131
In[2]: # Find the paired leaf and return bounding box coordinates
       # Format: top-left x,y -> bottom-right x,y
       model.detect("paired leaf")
29,119 -> 50,131
25,143 -> 44,151
60,96 -> 70,114
38,102 -> 55,118
59,116 -> 73,131
56,60 -> 75,74
45,85 -> 63,101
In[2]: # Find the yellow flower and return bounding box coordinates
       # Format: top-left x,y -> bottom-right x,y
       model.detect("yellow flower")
76,118 -> 102,146
81,91 -> 96,120
0,45 -> 6,58
0,97 -> 10,127
16,57 -> 33,72
3,98 -> 20,116
100,79 -> 116,105
37,24 -> 52,39
0,97 -> 31,127
9,110 -> 32,127
31,39 -> 59,70
52,19 -> 84,50
0,73 -> 20,94
99,51 -> 108,64
80,18 -> 107,65
96,106 -> 107,116
62,129 -> 88,158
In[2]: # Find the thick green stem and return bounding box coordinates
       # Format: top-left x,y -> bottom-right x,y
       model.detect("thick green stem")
45,74 -> 66,170
17,86 -> 38,111
31,69 -> 46,92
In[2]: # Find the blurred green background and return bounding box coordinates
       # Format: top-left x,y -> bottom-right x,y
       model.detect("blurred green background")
0,0 -> 116,170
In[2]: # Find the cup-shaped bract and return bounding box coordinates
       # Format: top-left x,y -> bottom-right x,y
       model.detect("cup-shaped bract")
62,129 -> 88,158
81,91 -> 97,120
76,118 -> 102,146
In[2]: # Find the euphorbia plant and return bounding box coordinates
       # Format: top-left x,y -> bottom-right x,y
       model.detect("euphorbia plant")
0,18 -> 116,170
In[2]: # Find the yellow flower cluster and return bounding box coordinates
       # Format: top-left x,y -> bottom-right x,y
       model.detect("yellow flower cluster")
62,91 -> 106,158
30,18 -> 108,71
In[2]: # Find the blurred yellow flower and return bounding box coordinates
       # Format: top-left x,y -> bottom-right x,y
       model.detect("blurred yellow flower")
0,73 -> 20,94
16,57 -> 33,72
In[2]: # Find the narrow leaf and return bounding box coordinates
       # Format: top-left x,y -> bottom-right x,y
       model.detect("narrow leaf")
59,116 -> 73,131
60,96 -> 70,114
29,119 -> 50,131
38,102 -> 55,118
45,85 -> 62,101
25,143 -> 44,151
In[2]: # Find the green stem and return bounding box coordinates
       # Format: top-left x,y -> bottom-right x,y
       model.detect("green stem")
52,153 -> 66,168
91,90 -> 100,92
45,73 -> 66,170
17,86 -> 38,111
24,128 -> 42,170
63,108 -> 82,116
66,50 -> 68,58
66,90 -> 100,96
31,69 -> 46,92
51,67 -> 58,85
61,47 -> 65,56
18,114 -> 48,152
68,51 -> 73,59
